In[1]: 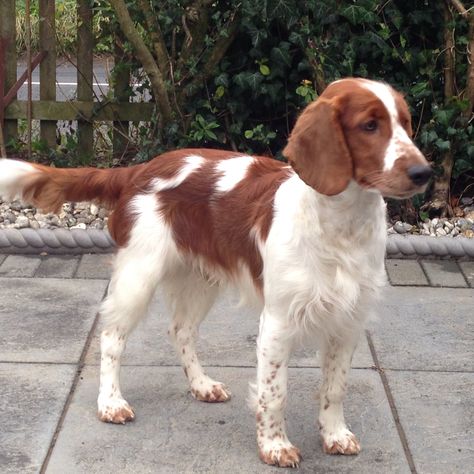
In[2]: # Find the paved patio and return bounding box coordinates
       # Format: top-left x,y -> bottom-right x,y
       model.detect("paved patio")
0,254 -> 473,473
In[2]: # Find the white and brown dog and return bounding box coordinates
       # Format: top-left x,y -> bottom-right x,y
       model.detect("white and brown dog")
0,78 -> 431,467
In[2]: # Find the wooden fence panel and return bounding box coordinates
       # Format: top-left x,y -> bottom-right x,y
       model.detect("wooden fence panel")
39,0 -> 56,148
0,0 -> 156,159
0,0 -> 18,146
5,100 -> 154,121
77,0 -> 94,162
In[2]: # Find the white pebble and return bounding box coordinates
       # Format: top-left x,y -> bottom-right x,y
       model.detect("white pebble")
90,203 -> 99,216
71,223 -> 87,230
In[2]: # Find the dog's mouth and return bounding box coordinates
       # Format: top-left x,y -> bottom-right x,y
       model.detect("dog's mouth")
357,175 -> 429,200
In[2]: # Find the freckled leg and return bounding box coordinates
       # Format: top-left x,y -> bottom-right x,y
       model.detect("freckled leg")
166,276 -> 230,402
97,252 -> 160,424
98,326 -> 136,424
318,333 -> 361,455
256,310 -> 301,468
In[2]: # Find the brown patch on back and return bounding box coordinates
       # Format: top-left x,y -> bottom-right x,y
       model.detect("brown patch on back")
110,149 -> 244,247
159,156 -> 292,289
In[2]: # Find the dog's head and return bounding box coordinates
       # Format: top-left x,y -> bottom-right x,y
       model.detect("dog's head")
283,78 -> 431,199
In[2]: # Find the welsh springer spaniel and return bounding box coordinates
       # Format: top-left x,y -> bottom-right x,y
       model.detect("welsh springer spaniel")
0,78 -> 431,467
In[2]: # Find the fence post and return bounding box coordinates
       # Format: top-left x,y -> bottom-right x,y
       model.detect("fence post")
77,0 -> 94,163
113,41 -> 131,159
39,0 -> 56,149
0,0 -> 18,148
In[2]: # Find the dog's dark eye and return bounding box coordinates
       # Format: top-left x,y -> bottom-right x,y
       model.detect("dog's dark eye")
363,120 -> 378,132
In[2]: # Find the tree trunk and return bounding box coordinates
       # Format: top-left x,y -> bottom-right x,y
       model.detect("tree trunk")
109,0 -> 173,125
426,1 -> 457,217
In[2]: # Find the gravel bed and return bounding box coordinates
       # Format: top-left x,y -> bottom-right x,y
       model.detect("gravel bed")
1,198 -> 474,238
0,201 -> 108,231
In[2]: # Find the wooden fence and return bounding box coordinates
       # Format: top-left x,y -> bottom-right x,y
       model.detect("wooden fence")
0,0 -> 154,160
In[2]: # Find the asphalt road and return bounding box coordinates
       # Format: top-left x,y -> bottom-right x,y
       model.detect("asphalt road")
15,58 -> 112,101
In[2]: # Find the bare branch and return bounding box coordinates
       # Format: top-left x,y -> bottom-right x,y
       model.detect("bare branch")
178,0 -> 212,69
136,0 -> 170,78
444,3 -> 456,99
463,15 -> 474,117
109,0 -> 173,123
449,0 -> 469,17
447,0 -> 474,117
179,11 -> 240,103
306,39 -> 327,95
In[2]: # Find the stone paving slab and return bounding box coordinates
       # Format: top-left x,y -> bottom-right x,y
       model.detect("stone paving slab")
420,260 -> 468,287
369,287 -> 474,371
75,254 -> 114,280
385,370 -> 474,474
45,366 -> 408,474
0,363 -> 76,474
0,278 -> 108,363
84,290 -> 374,369
385,259 -> 429,286
0,255 -> 42,277
459,261 -> 474,288
35,256 -> 80,279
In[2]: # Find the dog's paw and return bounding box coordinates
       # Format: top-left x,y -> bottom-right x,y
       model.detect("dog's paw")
321,427 -> 360,455
258,442 -> 302,468
190,379 -> 231,403
97,397 -> 135,424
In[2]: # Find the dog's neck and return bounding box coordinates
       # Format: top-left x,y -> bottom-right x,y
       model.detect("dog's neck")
295,177 -> 387,242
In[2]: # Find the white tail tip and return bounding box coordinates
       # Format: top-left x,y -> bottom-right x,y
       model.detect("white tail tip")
0,158 -> 38,201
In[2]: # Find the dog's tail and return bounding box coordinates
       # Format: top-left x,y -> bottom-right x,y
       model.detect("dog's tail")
0,158 -> 136,213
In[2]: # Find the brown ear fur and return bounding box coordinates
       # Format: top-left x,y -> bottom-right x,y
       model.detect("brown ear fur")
283,98 -> 353,195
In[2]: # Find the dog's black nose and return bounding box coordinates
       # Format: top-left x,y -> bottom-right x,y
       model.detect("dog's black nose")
407,165 -> 432,186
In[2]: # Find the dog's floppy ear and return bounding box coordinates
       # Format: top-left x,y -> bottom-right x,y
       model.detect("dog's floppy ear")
283,98 -> 353,195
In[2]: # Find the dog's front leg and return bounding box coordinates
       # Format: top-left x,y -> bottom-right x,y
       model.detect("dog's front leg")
318,333 -> 361,455
256,309 -> 301,468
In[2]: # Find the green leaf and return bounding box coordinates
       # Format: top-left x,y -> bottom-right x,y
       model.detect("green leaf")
270,43 -> 291,67
215,85 -> 225,98
296,85 -> 308,97
435,110 -> 450,127
410,82 -> 430,97
341,5 -> 375,25
378,23 -> 391,40
205,130 -> 218,140
248,72 -> 263,91
435,139 -> 450,151
419,210 -> 429,221
260,64 -> 271,76
244,130 -> 254,139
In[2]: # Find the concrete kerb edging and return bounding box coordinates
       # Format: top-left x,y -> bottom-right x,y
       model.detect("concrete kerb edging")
0,228 -> 474,259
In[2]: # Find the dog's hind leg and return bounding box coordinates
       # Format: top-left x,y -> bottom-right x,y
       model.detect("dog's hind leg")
97,247 -> 162,424
166,274 -> 231,402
